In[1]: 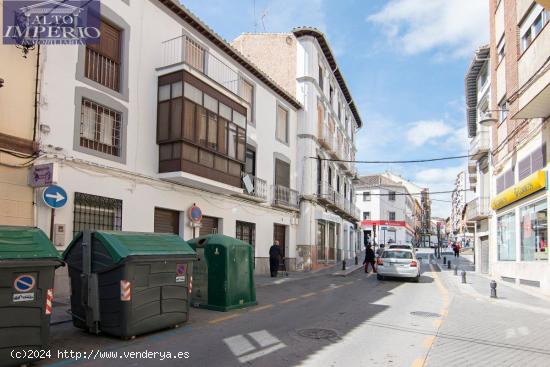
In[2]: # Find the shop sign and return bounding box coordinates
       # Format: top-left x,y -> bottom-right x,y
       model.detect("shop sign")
491,170 -> 547,210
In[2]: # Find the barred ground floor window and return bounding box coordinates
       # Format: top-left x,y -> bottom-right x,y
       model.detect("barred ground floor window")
73,192 -> 122,237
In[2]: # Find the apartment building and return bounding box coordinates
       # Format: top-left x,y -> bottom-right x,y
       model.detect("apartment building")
30,0 -> 303,291
464,45 -> 492,273
488,0 -> 550,292
450,172 -> 466,236
0,26 -> 38,226
233,29 -> 363,271
356,173 -> 417,247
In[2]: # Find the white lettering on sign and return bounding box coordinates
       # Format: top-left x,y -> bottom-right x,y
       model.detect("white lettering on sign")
13,293 -> 35,302
176,276 -> 186,283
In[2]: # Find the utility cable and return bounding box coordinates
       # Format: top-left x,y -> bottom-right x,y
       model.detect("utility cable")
311,154 -> 470,164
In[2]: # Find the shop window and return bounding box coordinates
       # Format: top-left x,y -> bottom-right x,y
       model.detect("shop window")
497,212 -> 516,261
520,200 -> 548,261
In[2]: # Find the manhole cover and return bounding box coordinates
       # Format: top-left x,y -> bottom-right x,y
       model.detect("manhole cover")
297,328 -> 338,340
410,311 -> 441,318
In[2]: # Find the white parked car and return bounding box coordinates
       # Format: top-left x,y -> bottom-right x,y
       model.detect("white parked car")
376,249 -> 420,282
388,243 -> 415,253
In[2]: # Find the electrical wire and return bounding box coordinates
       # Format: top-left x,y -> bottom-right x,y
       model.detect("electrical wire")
311,154 -> 470,164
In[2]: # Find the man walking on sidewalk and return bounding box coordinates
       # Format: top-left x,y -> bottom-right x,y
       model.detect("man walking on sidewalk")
363,244 -> 376,273
269,240 -> 282,277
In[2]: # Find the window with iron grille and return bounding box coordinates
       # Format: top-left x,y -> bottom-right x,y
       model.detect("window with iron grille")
73,192 -> 122,237
80,99 -> 122,156
389,211 -> 396,221
389,191 -> 396,201
236,221 -> 256,250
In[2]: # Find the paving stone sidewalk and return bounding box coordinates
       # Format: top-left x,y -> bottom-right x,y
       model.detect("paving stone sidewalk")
425,256 -> 550,367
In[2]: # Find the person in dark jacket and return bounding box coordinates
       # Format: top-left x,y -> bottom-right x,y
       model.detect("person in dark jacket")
269,240 -> 282,277
363,244 -> 376,273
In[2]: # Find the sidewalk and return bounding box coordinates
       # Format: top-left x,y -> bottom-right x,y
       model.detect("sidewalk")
425,253 -> 550,366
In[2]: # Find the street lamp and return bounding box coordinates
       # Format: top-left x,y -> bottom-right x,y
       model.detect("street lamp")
479,110 -> 509,127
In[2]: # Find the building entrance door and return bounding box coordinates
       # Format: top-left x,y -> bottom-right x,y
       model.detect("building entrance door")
480,236 -> 489,274
328,223 -> 336,260
273,223 -> 286,261
317,222 -> 326,261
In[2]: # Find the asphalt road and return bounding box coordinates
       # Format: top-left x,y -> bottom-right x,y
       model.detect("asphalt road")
42,250 -> 445,367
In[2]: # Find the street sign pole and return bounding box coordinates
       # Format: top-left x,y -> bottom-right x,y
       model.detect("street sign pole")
49,208 -> 55,241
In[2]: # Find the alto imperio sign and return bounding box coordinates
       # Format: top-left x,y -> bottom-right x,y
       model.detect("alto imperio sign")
491,169 -> 547,210
2,0 -> 101,46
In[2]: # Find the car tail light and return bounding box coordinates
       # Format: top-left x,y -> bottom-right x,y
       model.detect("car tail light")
410,261 -> 418,267
377,258 -> 384,265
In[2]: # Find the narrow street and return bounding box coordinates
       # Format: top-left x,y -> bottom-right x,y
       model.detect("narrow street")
37,249 -> 549,367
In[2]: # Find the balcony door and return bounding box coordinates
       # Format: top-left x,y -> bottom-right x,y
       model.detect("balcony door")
275,159 -> 290,188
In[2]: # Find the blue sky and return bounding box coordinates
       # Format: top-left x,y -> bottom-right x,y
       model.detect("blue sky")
181,0 -> 489,217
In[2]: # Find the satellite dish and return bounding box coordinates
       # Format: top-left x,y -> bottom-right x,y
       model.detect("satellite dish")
242,174 -> 254,194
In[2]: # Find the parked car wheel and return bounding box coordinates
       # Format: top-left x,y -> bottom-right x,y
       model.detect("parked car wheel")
377,274 -> 384,280
412,275 -> 420,283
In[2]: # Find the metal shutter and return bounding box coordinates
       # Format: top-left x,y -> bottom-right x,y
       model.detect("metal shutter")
154,208 -> 180,234
199,216 -> 218,236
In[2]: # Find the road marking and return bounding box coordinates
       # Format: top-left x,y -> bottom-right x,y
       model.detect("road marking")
279,297 -> 298,304
251,304 -> 273,312
209,314 -> 239,324
238,342 -> 286,363
344,281 -> 354,285
224,330 -> 286,364
301,292 -> 316,298
422,335 -> 436,349
410,264 -> 450,367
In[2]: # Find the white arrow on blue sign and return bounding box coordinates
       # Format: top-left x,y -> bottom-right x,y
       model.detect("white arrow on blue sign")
43,185 -> 67,209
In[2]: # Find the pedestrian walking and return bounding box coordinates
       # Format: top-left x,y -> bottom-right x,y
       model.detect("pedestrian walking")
453,242 -> 460,258
363,244 -> 376,273
269,240 -> 282,277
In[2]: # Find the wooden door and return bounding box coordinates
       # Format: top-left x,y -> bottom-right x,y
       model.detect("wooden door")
273,224 -> 286,259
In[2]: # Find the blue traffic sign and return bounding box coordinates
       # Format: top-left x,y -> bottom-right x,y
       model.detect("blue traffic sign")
14,274 -> 35,292
43,185 -> 67,209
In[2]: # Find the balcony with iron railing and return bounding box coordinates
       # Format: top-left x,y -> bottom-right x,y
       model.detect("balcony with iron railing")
160,34 -> 249,102
465,197 -> 490,221
469,130 -> 489,161
272,185 -> 300,209
239,173 -> 268,201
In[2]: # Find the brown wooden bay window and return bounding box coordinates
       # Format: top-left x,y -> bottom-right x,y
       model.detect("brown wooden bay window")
157,71 -> 247,187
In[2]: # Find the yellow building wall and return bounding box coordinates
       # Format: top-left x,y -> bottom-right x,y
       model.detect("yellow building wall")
0,6 -> 39,226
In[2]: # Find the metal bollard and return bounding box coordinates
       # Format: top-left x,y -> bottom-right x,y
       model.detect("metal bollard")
355,256 -> 358,265
443,256 -> 447,264
454,265 -> 458,275
490,280 -> 497,298
461,270 -> 466,283
342,260 -> 346,271
447,260 -> 451,269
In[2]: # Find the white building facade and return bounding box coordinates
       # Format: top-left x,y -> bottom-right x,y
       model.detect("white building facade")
464,45 -> 492,273
356,174 -> 416,247
32,0 -> 304,295
233,29 -> 363,271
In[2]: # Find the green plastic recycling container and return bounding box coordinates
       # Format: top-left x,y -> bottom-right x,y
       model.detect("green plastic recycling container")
0,226 -> 62,367
188,234 -> 256,312
63,231 -> 197,338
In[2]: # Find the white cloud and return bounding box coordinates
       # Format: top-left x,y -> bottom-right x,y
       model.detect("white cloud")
405,120 -> 453,146
367,0 -> 489,58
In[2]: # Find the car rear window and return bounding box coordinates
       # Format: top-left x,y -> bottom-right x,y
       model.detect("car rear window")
382,251 -> 413,259
389,245 -> 411,250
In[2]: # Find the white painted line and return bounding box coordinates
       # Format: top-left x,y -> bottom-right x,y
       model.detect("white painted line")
248,330 -> 280,348
237,342 -> 286,363
223,334 -> 256,357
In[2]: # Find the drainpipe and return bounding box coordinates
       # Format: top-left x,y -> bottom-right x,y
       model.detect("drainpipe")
32,44 -> 40,144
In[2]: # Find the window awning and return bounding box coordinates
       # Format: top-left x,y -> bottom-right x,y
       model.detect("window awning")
464,45 -> 489,138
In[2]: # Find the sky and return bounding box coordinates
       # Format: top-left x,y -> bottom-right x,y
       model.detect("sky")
181,0 -> 489,217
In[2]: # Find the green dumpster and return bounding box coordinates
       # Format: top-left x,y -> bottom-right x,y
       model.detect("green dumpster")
188,234 -> 256,312
63,230 -> 197,338
0,226 -> 62,367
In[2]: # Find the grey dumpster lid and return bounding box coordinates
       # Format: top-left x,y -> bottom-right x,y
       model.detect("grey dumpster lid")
64,231 -> 197,264
0,226 -> 61,260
